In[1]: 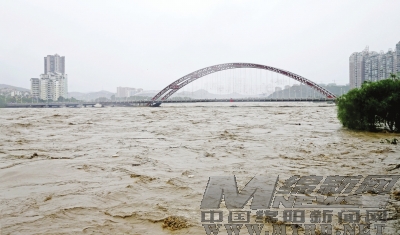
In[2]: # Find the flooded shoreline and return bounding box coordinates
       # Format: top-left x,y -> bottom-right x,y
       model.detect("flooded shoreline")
0,103 -> 399,234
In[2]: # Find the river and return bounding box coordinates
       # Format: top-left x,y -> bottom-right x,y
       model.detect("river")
0,103 -> 399,234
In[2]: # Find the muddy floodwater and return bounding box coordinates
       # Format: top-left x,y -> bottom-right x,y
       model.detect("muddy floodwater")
0,103 -> 399,234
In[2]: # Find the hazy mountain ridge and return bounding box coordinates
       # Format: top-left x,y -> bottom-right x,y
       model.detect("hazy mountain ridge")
268,84 -> 350,99
131,89 -> 259,99
1,83 -> 350,101
0,84 -> 30,92
68,90 -> 115,100
172,89 -> 257,99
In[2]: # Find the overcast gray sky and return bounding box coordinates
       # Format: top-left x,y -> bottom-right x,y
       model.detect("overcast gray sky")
1,0 -> 399,92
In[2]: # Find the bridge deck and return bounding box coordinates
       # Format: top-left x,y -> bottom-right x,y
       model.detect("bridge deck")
5,98 -> 335,108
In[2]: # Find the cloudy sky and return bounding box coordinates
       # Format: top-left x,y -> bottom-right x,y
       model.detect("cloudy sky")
1,0 -> 399,92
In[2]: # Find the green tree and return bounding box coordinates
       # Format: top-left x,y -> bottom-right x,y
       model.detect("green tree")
337,78 -> 400,132
390,73 -> 398,80
0,95 -> 6,108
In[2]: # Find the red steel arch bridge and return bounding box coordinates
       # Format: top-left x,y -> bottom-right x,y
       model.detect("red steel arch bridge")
148,63 -> 336,106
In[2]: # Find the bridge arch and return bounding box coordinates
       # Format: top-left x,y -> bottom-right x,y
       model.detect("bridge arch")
150,63 -> 336,103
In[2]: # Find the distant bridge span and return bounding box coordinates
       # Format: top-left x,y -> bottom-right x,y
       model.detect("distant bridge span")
149,63 -> 336,106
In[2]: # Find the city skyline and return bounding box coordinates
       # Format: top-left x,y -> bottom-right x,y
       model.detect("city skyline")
1,1 -> 400,92
349,41 -> 400,89
31,54 -> 68,100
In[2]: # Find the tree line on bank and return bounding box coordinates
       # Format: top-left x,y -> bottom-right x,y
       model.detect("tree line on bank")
0,95 -> 34,108
0,96 -> 79,108
337,73 -> 400,133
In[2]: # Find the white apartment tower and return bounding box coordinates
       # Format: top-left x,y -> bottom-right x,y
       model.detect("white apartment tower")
30,78 -> 40,98
39,73 -> 68,100
397,41 -> 400,73
31,54 -> 68,101
349,48 -> 368,89
349,42 -> 400,89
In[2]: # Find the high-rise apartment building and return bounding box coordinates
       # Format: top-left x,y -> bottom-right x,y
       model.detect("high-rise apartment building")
349,42 -> 399,89
31,54 -> 68,101
39,73 -> 68,100
397,41 -> 400,73
30,78 -> 40,98
349,49 -> 367,89
44,54 -> 65,74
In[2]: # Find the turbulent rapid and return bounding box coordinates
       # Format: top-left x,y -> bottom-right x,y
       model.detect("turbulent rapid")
0,103 -> 399,234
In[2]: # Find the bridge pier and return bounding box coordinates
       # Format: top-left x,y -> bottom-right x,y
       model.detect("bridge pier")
148,102 -> 161,107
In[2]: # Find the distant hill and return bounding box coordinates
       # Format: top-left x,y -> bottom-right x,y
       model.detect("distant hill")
132,89 -> 258,99
0,84 -> 30,92
68,90 -> 115,101
134,90 -> 159,97
172,89 -> 256,99
267,84 -> 350,99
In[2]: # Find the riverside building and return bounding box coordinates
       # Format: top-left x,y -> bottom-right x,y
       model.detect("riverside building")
116,87 -> 143,98
349,41 -> 400,89
30,78 -> 40,98
397,42 -> 400,73
39,73 -> 68,100
31,54 -> 68,101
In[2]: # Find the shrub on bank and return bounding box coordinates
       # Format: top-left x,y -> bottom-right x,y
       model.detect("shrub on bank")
336,77 -> 400,132
0,95 -> 6,108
